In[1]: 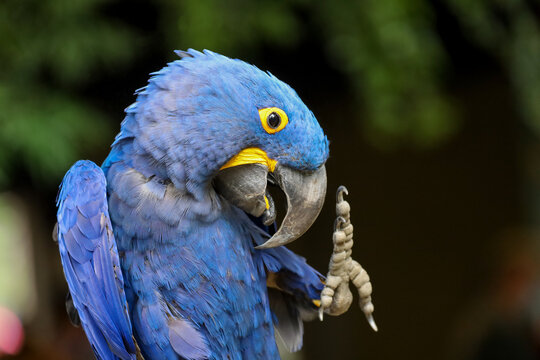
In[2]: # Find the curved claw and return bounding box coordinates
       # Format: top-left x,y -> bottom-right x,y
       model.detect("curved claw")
334,216 -> 347,231
336,185 -> 349,203
366,314 -> 378,332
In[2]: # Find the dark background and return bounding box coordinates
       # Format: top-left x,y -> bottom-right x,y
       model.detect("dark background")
0,1 -> 539,359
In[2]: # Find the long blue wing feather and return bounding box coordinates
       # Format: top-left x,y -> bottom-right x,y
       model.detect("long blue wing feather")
56,160 -> 138,360
249,216 -> 324,352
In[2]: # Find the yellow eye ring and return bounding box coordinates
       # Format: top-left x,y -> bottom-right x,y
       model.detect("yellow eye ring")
259,107 -> 288,134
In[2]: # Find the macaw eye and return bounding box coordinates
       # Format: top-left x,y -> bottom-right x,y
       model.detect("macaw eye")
259,107 -> 288,134
267,112 -> 280,128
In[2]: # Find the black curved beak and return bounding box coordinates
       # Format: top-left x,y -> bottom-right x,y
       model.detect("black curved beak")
213,163 -> 327,249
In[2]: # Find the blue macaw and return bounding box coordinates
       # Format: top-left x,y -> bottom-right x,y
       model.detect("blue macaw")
55,49 -> 375,360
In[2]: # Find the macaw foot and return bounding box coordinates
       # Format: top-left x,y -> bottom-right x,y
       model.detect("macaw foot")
319,186 -> 378,332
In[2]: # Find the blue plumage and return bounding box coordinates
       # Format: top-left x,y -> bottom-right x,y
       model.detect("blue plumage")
56,49 -> 329,359
56,161 -> 137,360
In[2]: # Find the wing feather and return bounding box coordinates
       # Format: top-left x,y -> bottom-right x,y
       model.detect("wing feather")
56,160 -> 138,360
248,215 -> 324,352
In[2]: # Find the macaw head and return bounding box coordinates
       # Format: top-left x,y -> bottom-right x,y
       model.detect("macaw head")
121,49 -> 329,248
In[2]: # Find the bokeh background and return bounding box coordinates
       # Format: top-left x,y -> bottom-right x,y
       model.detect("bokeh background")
1,0 -> 540,359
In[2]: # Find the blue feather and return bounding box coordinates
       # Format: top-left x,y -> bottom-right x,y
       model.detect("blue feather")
57,160 -> 137,360
58,50 -> 330,359
168,318 -> 211,360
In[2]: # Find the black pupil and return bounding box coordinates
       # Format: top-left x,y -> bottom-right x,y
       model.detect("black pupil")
267,112 -> 281,129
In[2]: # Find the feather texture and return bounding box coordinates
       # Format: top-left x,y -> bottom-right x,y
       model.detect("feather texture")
56,160 -> 137,360
168,318 -> 211,359
57,49 -> 330,359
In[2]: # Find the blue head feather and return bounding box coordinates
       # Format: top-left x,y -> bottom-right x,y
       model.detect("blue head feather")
108,49 -> 329,199
97,50 -> 329,358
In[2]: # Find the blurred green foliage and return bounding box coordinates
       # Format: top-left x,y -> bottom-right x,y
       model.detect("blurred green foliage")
0,0 -> 135,186
1,0 -> 539,187
448,0 -> 540,133
316,0 -> 456,148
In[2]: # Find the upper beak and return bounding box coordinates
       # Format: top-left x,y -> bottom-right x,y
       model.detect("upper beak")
213,162 -> 327,249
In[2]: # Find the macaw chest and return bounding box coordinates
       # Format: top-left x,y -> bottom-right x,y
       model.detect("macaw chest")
105,165 -> 280,356
112,209 -> 279,356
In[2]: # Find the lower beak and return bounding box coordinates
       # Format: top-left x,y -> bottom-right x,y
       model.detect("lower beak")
213,163 -> 327,249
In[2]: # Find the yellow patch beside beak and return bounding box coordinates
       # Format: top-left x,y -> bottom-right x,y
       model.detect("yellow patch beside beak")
220,147 -> 277,172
